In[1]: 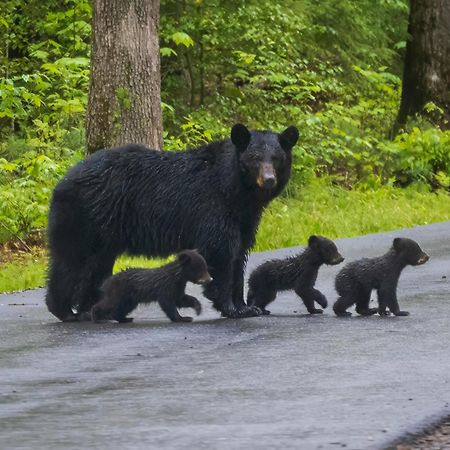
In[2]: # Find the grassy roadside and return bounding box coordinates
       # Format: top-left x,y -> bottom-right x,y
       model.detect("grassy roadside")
1,178 -> 449,294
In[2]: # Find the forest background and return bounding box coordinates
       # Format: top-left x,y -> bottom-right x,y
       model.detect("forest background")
0,0 -> 449,291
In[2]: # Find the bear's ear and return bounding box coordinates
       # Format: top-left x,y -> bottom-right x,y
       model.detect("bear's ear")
231,124 -> 251,152
279,126 -> 299,151
393,238 -> 403,252
308,235 -> 319,248
178,252 -> 191,266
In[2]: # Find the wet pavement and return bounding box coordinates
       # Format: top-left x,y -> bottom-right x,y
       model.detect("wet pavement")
1,222 -> 449,450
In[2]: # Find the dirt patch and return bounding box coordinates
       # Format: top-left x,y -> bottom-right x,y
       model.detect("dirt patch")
0,231 -> 46,265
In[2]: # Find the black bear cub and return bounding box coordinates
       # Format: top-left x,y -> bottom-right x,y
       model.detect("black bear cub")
333,237 -> 429,317
247,236 -> 344,315
91,250 -> 212,323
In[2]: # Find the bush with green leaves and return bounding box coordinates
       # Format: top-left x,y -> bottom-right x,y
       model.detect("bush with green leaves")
1,0 -> 449,246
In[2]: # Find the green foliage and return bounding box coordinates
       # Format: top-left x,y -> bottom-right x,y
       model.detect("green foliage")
0,143 -> 82,240
1,179 -> 449,294
1,0 -> 449,251
255,177 -> 450,251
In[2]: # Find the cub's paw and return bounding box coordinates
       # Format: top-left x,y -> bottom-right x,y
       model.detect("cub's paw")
393,310 -> 410,317
261,308 -> 271,315
173,316 -> 193,323
314,294 -> 328,309
308,308 -> 324,314
335,311 -> 352,317
378,310 -> 391,316
222,305 -> 262,318
117,317 -> 134,323
356,307 -> 378,316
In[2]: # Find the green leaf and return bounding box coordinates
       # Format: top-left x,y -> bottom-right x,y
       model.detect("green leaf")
160,47 -> 177,57
171,32 -> 194,47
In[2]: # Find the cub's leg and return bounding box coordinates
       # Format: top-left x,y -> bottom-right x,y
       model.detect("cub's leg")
177,294 -> 202,316
296,287 -> 324,314
247,288 -> 277,315
312,288 -> 328,309
159,296 -> 193,322
378,286 -> 409,317
355,287 -> 378,316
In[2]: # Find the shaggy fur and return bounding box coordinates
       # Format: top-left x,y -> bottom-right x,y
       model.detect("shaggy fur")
46,124 -> 299,321
333,237 -> 429,317
247,236 -> 344,314
91,250 -> 212,323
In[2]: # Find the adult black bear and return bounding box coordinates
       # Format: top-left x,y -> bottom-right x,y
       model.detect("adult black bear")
91,249 -> 212,323
247,236 -> 344,315
46,124 -> 299,321
333,237 -> 429,317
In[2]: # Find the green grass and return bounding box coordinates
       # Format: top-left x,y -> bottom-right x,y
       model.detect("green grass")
0,253 -> 47,293
254,177 -> 450,250
1,178 -> 449,293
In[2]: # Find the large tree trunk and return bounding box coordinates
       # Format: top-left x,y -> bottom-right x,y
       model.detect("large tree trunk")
86,0 -> 162,154
395,0 -> 450,132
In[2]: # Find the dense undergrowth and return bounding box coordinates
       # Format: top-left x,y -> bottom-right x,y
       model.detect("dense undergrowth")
2,176 -> 450,293
0,0 -> 449,249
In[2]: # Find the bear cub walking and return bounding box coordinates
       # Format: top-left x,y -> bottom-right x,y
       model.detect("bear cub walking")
333,237 -> 429,317
247,236 -> 344,315
91,250 -> 212,323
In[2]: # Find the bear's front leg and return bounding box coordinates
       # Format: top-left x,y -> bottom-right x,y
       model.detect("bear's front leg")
202,263 -> 237,317
312,288 -> 328,309
295,287 -> 323,314
378,286 -> 409,317
231,256 -> 261,317
177,294 -> 202,316
158,296 -> 193,322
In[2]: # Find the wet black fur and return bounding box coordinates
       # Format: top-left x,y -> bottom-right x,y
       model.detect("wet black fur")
91,250 -> 211,323
333,237 -> 429,317
247,236 -> 344,315
46,124 -> 299,321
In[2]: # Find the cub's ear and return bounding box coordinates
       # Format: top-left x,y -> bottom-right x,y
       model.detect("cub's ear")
393,238 -> 403,252
279,126 -> 299,151
308,235 -> 319,248
231,124 -> 251,152
178,252 -> 191,266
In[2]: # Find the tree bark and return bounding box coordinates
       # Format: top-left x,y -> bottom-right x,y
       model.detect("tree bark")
86,0 -> 162,154
395,0 -> 450,133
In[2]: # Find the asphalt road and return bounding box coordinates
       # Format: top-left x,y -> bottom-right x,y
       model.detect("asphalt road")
1,222 -> 449,450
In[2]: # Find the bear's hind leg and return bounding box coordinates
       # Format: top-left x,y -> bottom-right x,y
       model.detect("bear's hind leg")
76,254 -> 116,319
333,293 -> 355,317
247,288 -> 276,315
355,287 -> 377,316
46,261 -> 80,321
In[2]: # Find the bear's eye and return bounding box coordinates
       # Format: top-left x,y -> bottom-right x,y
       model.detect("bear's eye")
272,154 -> 284,164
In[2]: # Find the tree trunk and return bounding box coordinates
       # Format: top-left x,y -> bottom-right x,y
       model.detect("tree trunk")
394,0 -> 450,133
86,0 -> 162,154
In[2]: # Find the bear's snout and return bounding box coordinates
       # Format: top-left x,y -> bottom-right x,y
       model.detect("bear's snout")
416,253 -> 429,265
332,256 -> 345,265
198,275 -> 213,285
257,163 -> 277,189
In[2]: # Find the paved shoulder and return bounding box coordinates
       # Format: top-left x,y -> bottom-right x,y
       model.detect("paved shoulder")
0,221 -> 449,450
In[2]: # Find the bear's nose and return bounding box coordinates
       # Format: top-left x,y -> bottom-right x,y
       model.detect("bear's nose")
262,176 -> 276,189
417,254 -> 429,264
257,163 -> 277,189
199,275 -> 213,284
